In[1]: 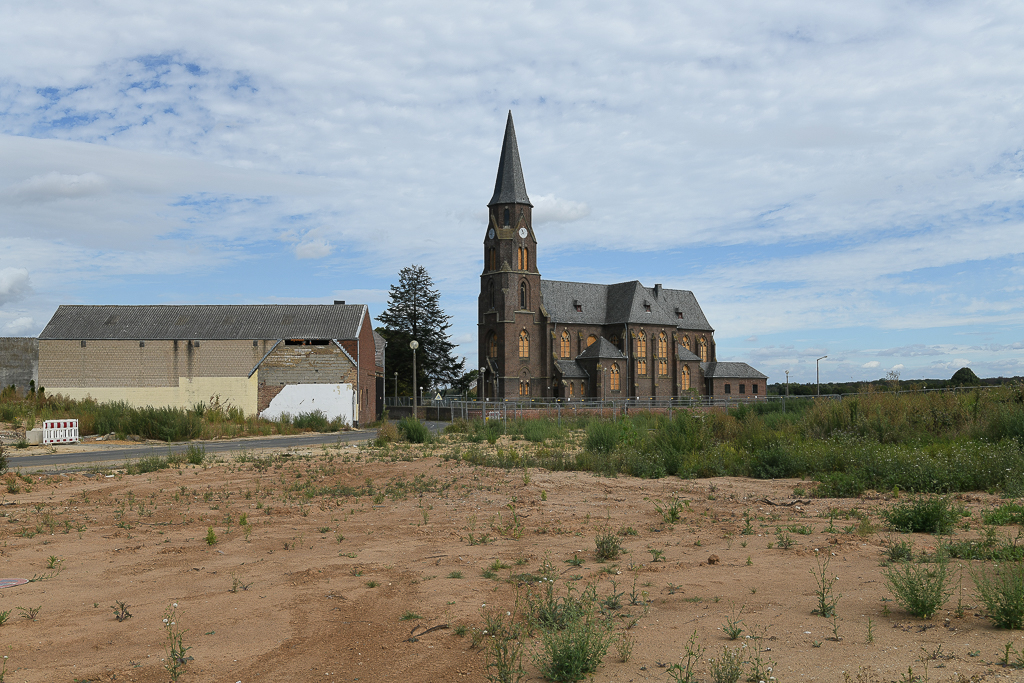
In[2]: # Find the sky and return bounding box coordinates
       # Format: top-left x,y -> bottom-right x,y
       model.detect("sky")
1,1 -> 1022,385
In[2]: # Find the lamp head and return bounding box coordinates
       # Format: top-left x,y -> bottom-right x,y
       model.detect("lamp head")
409,340 -> 419,350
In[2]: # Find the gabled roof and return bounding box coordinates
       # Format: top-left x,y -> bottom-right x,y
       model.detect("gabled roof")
554,360 -> 589,378
700,361 -> 767,379
540,280 -> 713,331
576,337 -> 626,360
39,305 -> 368,341
676,345 -> 702,362
488,111 -> 532,207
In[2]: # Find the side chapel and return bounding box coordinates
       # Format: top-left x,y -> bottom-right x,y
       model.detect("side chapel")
478,112 -> 767,401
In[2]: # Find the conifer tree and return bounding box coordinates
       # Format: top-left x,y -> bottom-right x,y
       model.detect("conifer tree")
376,265 -> 464,395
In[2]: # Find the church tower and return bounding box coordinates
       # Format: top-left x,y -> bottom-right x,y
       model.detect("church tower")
479,112 -> 546,399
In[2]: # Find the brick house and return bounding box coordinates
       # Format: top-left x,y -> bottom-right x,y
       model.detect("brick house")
479,113 -> 767,400
37,303 -> 381,425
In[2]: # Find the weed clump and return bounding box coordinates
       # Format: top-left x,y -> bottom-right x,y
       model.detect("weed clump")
883,496 -> 964,534
398,417 -> 432,444
883,557 -> 953,618
972,561 -> 1024,629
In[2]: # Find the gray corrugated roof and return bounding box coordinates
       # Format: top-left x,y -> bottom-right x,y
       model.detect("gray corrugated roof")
540,280 -> 713,331
700,361 -> 767,379
577,337 -> 626,360
676,345 -> 702,362
39,305 -> 367,341
554,360 -> 589,378
488,111 -> 532,207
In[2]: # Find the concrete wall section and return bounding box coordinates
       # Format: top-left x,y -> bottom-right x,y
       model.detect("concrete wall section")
259,383 -> 354,425
0,338 -> 38,390
46,375 -> 259,414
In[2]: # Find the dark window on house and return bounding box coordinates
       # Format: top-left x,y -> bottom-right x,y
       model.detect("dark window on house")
739,384 -> 745,394
724,383 -> 731,394
676,310 -> 683,319
139,341 -> 145,348
81,340 -> 86,347
503,208 -> 510,226
752,383 -> 758,395
644,303 -> 651,312
520,281 -> 527,309
488,280 -> 495,308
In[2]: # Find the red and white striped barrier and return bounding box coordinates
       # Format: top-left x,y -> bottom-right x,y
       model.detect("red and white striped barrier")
42,419 -> 79,445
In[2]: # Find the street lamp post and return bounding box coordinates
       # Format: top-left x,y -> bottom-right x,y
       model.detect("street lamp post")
410,340 -> 419,420
816,356 -> 827,396
393,372 -> 398,405
784,370 -> 789,413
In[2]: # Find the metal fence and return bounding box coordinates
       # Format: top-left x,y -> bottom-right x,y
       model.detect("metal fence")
384,384 -> 1000,423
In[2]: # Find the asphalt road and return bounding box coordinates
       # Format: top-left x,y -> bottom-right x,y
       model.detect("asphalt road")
4,421 -> 448,471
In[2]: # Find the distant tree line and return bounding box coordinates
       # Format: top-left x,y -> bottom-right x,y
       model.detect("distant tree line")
768,367 -> 1022,396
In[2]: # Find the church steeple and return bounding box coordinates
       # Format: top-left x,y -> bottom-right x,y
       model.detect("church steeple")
488,111 -> 532,207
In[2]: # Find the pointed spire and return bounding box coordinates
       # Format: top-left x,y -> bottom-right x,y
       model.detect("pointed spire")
488,111 -> 532,207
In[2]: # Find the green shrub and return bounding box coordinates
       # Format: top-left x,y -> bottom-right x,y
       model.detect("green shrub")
293,410 -> 331,432
374,421 -> 400,446
594,529 -> 622,561
983,503 -> 1024,527
533,584 -> 614,682
972,561 -> 1024,629
185,443 -> 206,465
585,421 -> 620,453
398,417 -> 431,444
883,558 -> 952,618
522,419 -> 562,443
884,497 -> 963,534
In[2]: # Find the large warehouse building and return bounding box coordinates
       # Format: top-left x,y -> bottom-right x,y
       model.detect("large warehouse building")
37,303 -> 382,426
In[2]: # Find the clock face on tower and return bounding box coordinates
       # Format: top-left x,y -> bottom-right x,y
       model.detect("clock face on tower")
518,227 -> 527,238
488,228 -> 495,239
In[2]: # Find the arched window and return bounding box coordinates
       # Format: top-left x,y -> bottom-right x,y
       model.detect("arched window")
503,208 -> 510,226
636,330 -> 647,358
569,382 -> 575,398
487,280 -> 495,309
637,358 -> 647,377
519,376 -> 530,396
610,363 -> 620,391
487,248 -> 496,271
581,380 -> 587,396
518,247 -> 528,270
698,336 -> 708,362
586,335 -> 597,347
681,365 -> 690,391
658,359 -> 668,377
657,331 -> 667,359
560,330 -> 571,358
520,281 -> 527,309
611,334 -> 620,350
518,329 -> 529,359
487,332 -> 497,358
682,335 -> 691,352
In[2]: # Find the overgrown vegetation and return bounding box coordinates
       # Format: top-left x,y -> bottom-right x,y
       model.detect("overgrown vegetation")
438,383 -> 1024,497
0,388 -> 349,442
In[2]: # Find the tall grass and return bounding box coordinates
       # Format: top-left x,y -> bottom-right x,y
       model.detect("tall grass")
446,384 -> 1024,496
0,391 -> 343,441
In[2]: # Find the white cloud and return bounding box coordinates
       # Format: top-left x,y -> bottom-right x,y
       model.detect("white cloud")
3,172 -> 108,203
0,268 -> 31,305
862,361 -> 880,369
532,195 -> 591,224
891,364 -> 905,371
294,235 -> 334,260
3,316 -> 34,335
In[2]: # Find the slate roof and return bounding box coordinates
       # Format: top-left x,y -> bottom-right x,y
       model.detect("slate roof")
540,280 -> 713,331
576,337 -> 626,360
39,305 -> 367,341
700,362 -> 767,379
554,360 -> 589,378
676,345 -> 702,362
488,111 -> 532,207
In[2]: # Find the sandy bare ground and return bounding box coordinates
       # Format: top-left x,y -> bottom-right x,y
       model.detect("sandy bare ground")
0,434 -> 1022,683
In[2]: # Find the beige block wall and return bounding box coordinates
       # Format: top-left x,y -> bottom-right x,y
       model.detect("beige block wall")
39,339 -> 272,388
47,374 -> 259,415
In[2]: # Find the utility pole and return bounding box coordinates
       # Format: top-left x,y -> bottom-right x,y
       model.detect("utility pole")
816,356 -> 827,396
410,340 -> 419,420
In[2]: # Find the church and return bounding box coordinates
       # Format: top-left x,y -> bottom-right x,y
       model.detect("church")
478,113 -> 767,401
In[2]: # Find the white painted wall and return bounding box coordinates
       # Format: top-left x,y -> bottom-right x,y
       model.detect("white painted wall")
259,383 -> 354,426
